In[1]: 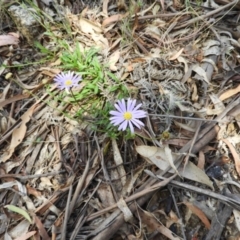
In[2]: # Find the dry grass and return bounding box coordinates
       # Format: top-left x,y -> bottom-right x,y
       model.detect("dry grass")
1,0 -> 240,239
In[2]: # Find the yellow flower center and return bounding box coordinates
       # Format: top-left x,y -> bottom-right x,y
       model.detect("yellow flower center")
123,112 -> 132,120
65,79 -> 73,86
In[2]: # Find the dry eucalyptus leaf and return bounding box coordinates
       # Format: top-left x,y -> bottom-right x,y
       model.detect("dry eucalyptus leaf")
0,93 -> 29,109
97,184 -> 115,208
8,220 -> 30,239
177,56 -> 188,73
164,145 -> 180,176
167,210 -> 180,227
183,161 -> 213,189
78,17 -> 102,34
0,83 -> 10,101
112,139 -> 126,186
40,0 -> 52,5
109,50 -> 120,71
138,208 -> 181,239
219,84 -> 240,101
152,3 -> 160,15
202,40 -> 220,58
102,14 -> 125,27
198,151 -> 205,170
169,48 -> 184,61
34,215 -> 50,240
192,65 -> 210,84
0,33 -> 19,46
202,39 -> 220,48
39,177 -> 53,191
122,166 -> 145,195
4,232 -> 11,240
222,138 -> 240,177
15,231 -> 36,240
145,25 -> 162,36
206,93 -> 225,115
134,2 -> 157,17
203,46 -> 221,56
183,200 -> 211,229
92,33 -> 109,49
233,209 -> 240,232
203,0 -> 220,8
136,145 -> 213,189
174,121 -> 196,132
117,197 -> 133,222
102,0 -> 109,16
0,105 -> 36,162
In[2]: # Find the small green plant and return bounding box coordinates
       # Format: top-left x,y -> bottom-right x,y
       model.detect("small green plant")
51,43 -> 129,136
34,41 -> 55,57
60,46 -> 104,97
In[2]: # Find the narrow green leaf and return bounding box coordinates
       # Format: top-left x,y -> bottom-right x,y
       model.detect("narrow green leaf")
34,41 -> 52,55
5,205 -> 32,223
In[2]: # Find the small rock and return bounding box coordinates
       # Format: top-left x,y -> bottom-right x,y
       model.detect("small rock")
206,165 -> 224,180
8,5 -> 42,44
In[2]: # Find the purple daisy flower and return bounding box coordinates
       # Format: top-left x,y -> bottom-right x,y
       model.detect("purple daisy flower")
54,71 -> 82,91
110,98 -> 147,133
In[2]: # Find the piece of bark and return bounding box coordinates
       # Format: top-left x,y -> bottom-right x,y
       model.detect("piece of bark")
205,202 -> 232,240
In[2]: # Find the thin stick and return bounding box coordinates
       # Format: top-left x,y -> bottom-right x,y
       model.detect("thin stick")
69,158 -> 90,215
69,180 -> 102,240
174,0 -> 238,29
0,171 -> 65,180
61,184 -> 73,240
158,175 -> 240,210
148,114 -> 220,122
169,186 -> 187,240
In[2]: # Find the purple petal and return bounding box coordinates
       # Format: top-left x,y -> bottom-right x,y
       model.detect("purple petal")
110,117 -> 125,125
118,120 -> 128,131
72,75 -> 81,83
114,102 -> 124,113
131,118 -> 144,128
133,103 -> 142,111
67,71 -> 72,78
110,111 -> 123,117
126,98 -> 133,112
128,121 -> 134,133
132,110 -> 147,118
129,99 -> 136,111
119,99 -> 126,112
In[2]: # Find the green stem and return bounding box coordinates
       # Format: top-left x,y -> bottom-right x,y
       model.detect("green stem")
70,88 -> 82,110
